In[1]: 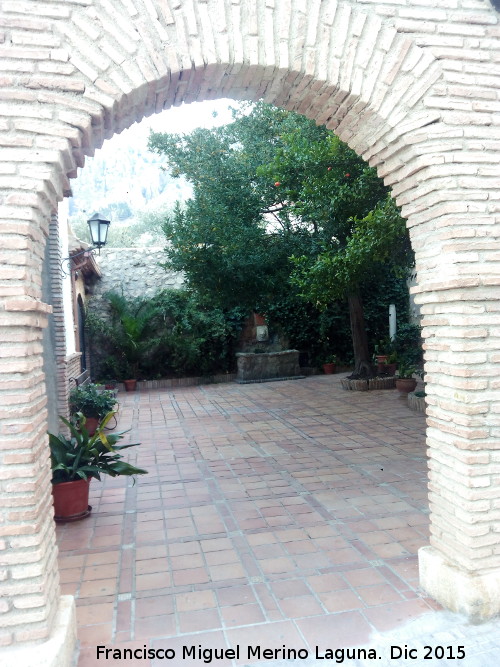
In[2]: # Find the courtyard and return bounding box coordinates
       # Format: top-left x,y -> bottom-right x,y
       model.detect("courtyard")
55,375 -> 462,665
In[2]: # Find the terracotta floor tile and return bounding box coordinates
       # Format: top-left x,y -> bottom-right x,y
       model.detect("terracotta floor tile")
271,578 -> 312,599
76,601 -> 115,627
135,572 -> 172,591
204,549 -> 239,566
173,567 -> 210,586
83,563 -> 119,580
85,642 -> 153,666
58,554 -> 86,569
135,545 -> 168,560
221,603 -> 266,627
135,595 -> 174,618
284,539 -> 317,555
176,590 -> 217,612
318,589 -> 364,613
251,542 -> 286,559
216,585 -> 257,607
279,595 -> 324,618
356,583 -> 403,606
362,598 -> 434,632
135,558 -> 169,575
200,537 -> 233,552
86,551 -> 120,565
79,578 -> 117,598
297,611 -> 372,649
342,567 -> 387,587
226,620 -> 305,664
135,613 -> 176,639
209,562 -> 246,581
259,557 -> 295,575
78,622 -> 113,647
168,541 -> 201,556
246,533 -> 277,546
306,573 -> 347,593
151,631 -> 230,667
178,608 -> 221,633
170,553 -> 205,570
60,567 -> 83,584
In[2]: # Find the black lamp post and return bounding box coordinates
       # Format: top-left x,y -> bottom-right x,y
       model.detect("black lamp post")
60,212 -> 111,275
87,212 -> 110,251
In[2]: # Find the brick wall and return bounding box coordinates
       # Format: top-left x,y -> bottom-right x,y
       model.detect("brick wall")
0,0 -> 499,651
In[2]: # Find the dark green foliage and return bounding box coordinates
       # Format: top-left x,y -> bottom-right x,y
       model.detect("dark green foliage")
49,413 -> 147,484
149,102 -> 414,373
391,322 -> 423,366
149,102 -> 325,313
87,290 -> 245,380
262,268 -> 411,367
69,384 -> 116,419
396,360 -> 417,379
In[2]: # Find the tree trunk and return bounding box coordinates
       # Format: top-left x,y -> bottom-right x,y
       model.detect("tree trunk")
347,291 -> 373,378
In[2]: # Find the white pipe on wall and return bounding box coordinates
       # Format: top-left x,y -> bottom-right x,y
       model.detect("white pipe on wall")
389,304 -> 397,341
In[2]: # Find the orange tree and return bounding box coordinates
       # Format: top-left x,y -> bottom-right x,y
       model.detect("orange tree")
259,131 -> 412,376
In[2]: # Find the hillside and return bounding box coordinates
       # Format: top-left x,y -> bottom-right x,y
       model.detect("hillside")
69,140 -> 191,221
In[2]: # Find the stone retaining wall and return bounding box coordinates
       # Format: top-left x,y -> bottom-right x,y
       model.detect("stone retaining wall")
236,350 -> 301,382
94,247 -> 183,301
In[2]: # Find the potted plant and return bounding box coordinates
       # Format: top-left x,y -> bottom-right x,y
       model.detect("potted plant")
69,384 -> 117,435
105,292 -> 158,391
49,412 -> 147,521
385,350 -> 398,376
373,338 -> 390,372
102,379 -> 117,390
395,361 -> 418,393
322,355 -> 337,374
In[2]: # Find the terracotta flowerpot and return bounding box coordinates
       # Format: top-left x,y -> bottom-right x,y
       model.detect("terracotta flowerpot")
123,379 -> 137,392
375,355 -> 388,364
376,355 -> 388,374
395,378 -> 418,394
52,478 -> 91,522
322,363 -> 336,374
84,416 -> 99,436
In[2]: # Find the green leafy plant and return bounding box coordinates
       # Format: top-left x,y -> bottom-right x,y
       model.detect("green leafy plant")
373,338 -> 391,357
392,323 -> 423,365
386,350 -> 398,364
397,361 -> 417,379
87,289 -> 246,380
69,384 -> 116,420
49,412 -> 148,484
324,354 -> 337,364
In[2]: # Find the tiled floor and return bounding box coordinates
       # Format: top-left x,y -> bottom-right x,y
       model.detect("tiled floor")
57,375 -> 438,665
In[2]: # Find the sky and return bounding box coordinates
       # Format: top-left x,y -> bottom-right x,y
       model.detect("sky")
103,98 -> 237,152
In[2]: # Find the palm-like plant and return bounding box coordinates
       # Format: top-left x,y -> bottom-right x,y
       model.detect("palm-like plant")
105,291 -> 159,379
49,412 -> 147,484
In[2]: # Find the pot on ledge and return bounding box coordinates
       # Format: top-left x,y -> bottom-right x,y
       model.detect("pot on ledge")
395,378 -> 418,394
123,379 -> 137,392
52,478 -> 91,522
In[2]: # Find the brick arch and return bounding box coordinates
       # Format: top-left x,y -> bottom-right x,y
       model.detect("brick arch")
1,0 -> 499,663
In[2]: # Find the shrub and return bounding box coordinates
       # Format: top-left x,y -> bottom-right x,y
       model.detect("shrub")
86,290 -> 246,380
69,384 -> 116,419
